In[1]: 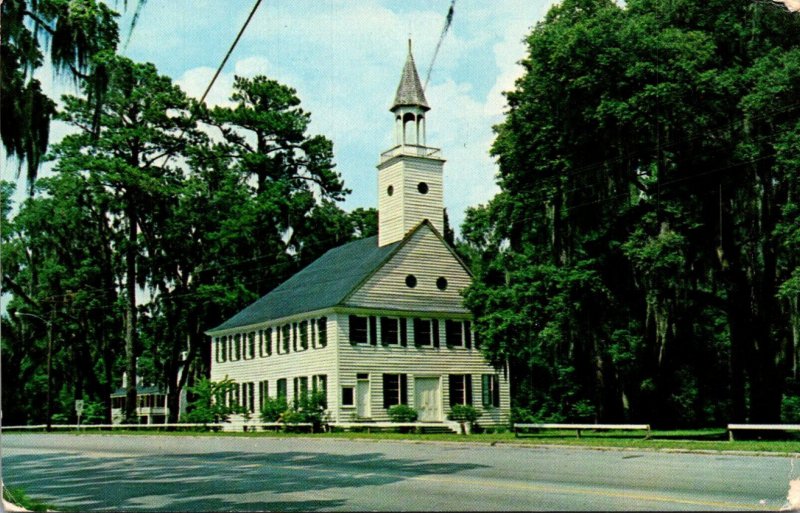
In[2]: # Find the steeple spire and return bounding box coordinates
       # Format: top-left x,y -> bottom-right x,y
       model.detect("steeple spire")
391,39 -> 429,112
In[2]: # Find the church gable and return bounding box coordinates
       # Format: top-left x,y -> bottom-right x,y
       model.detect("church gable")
344,222 -> 471,313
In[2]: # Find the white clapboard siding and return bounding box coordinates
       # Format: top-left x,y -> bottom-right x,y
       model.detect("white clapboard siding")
378,155 -> 444,246
333,313 -> 510,425
210,317 -> 339,423
346,224 -> 470,313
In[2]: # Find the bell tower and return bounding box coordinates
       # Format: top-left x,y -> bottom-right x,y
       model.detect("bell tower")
377,40 -> 445,247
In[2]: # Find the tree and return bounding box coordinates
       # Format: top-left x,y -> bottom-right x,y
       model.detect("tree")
466,0 -> 800,425
51,54 -> 196,423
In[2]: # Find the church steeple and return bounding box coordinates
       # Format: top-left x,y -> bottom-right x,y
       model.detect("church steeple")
377,40 -> 445,247
391,40 -> 430,112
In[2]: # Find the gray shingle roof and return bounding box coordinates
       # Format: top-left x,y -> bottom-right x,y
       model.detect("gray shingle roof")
391,44 -> 430,111
208,235 -> 400,333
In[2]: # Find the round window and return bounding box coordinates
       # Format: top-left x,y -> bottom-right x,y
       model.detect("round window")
387,185 -> 394,196
405,274 -> 417,288
436,277 -> 448,290
417,182 -> 429,194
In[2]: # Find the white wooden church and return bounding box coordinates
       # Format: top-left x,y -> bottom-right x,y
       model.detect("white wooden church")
207,44 -> 510,427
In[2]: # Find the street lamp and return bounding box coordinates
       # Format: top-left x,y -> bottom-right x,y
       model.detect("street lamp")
15,311 -> 54,432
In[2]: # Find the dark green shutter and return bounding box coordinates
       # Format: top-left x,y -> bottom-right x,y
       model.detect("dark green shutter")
370,316 -> 377,346
493,375 -> 500,407
482,375 -> 490,407
349,315 -> 359,345
465,321 -> 472,349
465,375 -> 473,405
413,319 -> 423,347
400,319 -> 407,346
383,374 -> 391,408
433,320 -> 440,348
400,374 -> 408,405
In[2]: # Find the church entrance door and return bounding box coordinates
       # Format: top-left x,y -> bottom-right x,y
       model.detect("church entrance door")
414,377 -> 441,422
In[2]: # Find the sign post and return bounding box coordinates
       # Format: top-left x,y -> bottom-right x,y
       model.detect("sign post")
75,400 -> 84,429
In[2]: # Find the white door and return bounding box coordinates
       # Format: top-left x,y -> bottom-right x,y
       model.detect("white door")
356,380 -> 370,418
415,377 -> 441,422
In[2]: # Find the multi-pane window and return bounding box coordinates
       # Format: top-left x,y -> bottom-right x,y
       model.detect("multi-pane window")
383,374 -> 408,408
381,317 -> 399,345
445,320 -> 463,347
260,328 -> 272,357
247,332 -> 256,359
414,318 -> 431,346
313,374 -> 327,407
259,380 -> 269,409
294,376 -> 309,403
300,320 -> 309,350
318,317 -> 328,347
247,382 -> 255,412
350,315 -> 368,344
292,323 -> 298,352
234,334 -> 242,360
342,387 -> 354,406
277,378 -> 287,401
482,374 -> 500,408
215,338 -> 222,363
281,324 -> 291,353
449,374 -> 473,407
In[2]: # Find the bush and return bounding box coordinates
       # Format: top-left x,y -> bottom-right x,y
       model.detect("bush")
781,394 -> 800,423
182,377 -> 243,424
447,404 -> 482,423
261,397 -> 288,422
387,404 -> 418,422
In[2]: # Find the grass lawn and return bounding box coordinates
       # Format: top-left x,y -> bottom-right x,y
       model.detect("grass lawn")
16,426 -> 800,454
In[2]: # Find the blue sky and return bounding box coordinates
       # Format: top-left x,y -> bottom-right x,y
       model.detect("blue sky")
16,0 -> 560,233
120,0 -> 560,232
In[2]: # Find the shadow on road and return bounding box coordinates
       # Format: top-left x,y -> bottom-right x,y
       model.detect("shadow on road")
4,449 -> 489,511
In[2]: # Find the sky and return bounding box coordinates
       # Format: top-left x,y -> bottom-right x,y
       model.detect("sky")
12,0 -> 560,234
121,0 -> 561,232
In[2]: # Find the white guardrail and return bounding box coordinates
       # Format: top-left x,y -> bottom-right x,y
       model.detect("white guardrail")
1,422 -> 313,431
514,423 -> 652,438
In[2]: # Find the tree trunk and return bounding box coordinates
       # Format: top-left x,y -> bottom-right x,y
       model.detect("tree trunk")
124,202 -> 138,424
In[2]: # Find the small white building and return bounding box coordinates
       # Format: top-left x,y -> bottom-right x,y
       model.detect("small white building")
207,43 -> 510,427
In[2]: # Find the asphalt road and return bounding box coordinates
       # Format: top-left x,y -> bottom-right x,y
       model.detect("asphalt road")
1,434 -> 796,511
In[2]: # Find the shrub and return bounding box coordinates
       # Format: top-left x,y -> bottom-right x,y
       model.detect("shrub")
447,404 -> 482,423
182,377 -> 243,424
387,404 -> 418,422
781,395 -> 800,423
261,397 -> 289,422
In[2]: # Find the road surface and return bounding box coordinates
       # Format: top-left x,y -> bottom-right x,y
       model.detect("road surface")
2,434 -> 795,511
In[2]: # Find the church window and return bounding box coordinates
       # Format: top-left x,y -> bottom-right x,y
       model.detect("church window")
294,376 -> 309,402
446,320 -> 464,347
247,332 -> 256,359
414,318 -> 432,346
349,315 -> 368,344
382,374 -> 408,408
436,277 -> 448,290
277,379 -> 287,401
342,387 -> 354,406
281,324 -> 291,353
405,274 -> 417,288
381,317 -> 399,345
387,185 -> 394,196
482,374 -> 501,408
449,374 -> 472,407
318,317 -> 328,347
234,334 -> 242,361
417,182 -> 429,194
299,320 -> 309,350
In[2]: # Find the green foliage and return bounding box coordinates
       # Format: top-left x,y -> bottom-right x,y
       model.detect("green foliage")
387,404 -> 418,422
781,395 -> 800,423
288,390 -> 328,431
447,404 -> 482,423
464,0 -> 800,427
3,485 -> 57,512
182,377 -> 243,424
260,396 -> 289,422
